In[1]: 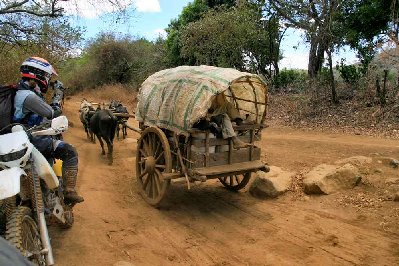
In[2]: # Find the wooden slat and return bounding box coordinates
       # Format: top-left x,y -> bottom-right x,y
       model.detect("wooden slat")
205,131 -> 210,167
190,147 -> 261,168
125,123 -> 141,133
193,160 -> 265,177
192,136 -> 246,147
113,113 -> 135,118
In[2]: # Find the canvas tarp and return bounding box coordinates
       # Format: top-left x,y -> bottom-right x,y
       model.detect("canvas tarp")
136,65 -> 267,135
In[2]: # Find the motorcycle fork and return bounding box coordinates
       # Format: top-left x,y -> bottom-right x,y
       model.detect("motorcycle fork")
31,162 -> 55,265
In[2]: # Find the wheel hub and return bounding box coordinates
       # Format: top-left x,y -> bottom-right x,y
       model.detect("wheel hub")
144,156 -> 156,174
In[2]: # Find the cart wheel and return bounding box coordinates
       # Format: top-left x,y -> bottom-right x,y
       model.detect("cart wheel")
136,127 -> 172,206
218,173 -> 251,191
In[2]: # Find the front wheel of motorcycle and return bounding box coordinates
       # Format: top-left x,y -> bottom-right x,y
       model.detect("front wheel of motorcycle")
5,206 -> 46,265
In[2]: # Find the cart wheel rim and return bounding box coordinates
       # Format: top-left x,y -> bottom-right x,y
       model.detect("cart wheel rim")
136,127 -> 172,205
219,172 -> 251,191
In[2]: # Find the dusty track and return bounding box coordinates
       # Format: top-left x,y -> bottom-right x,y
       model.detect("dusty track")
50,96 -> 399,266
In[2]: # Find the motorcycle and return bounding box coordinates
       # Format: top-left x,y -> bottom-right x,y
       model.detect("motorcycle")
0,116 -> 73,265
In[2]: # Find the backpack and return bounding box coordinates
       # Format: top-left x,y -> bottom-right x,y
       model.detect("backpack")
0,84 -> 17,134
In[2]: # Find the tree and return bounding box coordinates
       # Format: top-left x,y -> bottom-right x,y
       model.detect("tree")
337,0 -> 392,70
0,0 -> 128,45
180,3 -> 281,77
270,0 -> 341,78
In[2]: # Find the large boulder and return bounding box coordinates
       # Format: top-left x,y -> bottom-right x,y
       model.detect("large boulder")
303,164 -> 362,195
249,166 -> 294,199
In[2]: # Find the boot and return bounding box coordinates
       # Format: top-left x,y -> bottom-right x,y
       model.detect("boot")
232,136 -> 251,149
63,168 -> 84,204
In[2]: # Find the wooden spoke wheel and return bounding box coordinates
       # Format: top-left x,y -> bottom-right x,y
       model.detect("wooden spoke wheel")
218,172 -> 251,191
136,127 -> 172,206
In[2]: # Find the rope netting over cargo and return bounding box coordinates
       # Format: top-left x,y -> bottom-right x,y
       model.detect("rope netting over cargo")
136,65 -> 268,135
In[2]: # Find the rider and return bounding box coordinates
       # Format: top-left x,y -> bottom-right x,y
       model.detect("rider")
13,57 -> 84,204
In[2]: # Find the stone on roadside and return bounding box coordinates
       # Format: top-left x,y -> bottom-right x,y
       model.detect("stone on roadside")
394,193 -> 399,202
390,159 -> 399,168
335,156 -> 372,167
375,157 -> 399,168
303,164 -> 362,195
249,166 -> 294,199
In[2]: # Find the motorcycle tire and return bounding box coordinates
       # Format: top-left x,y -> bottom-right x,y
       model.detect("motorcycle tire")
5,206 -> 46,265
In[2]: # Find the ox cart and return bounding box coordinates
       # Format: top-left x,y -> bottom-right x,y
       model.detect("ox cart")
135,66 -> 269,206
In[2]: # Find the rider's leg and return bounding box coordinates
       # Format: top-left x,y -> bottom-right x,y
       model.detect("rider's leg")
53,141 -> 84,204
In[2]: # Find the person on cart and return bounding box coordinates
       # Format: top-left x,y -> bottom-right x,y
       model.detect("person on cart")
207,92 -> 251,149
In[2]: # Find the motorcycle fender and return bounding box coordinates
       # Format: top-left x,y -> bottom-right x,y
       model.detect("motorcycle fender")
0,167 -> 26,200
31,147 -> 59,189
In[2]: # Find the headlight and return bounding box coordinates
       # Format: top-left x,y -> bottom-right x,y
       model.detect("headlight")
0,147 -> 28,162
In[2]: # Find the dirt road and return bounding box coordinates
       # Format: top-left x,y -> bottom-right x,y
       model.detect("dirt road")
51,96 -> 399,266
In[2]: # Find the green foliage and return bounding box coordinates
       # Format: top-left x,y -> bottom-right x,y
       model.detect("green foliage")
165,0 -> 209,66
273,69 -> 307,91
173,3 -> 281,76
336,59 -> 362,88
335,0 -> 392,70
0,17 -> 83,84
61,33 -> 168,90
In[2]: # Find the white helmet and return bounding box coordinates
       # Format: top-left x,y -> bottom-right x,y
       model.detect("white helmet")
20,57 -> 58,93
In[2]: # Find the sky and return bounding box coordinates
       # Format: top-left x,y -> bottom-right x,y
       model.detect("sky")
61,0 -> 357,70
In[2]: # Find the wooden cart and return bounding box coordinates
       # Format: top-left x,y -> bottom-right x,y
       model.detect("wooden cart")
134,66 -> 269,206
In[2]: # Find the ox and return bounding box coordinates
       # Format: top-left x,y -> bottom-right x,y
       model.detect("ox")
79,99 -> 95,142
109,100 -> 129,140
90,108 -> 117,165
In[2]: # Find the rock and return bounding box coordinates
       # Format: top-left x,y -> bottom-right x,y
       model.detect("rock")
394,193 -> 399,202
375,157 -> 399,168
249,166 -> 294,199
390,159 -> 399,168
335,156 -> 372,167
303,164 -> 362,195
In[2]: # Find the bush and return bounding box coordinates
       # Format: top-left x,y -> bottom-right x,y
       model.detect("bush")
336,59 -> 362,89
273,69 -> 308,92
60,33 -> 168,91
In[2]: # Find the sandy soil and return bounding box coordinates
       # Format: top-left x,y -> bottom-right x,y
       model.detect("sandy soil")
50,96 -> 399,266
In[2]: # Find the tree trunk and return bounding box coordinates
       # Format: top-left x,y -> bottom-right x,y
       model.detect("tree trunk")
327,48 -> 338,104
308,36 -> 327,78
382,69 -> 388,106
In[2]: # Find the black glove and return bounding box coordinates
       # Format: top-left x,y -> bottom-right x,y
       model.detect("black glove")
51,103 -> 62,117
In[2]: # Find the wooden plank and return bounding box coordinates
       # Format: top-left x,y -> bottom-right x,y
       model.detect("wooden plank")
125,123 -> 141,133
190,147 -> 261,168
192,135 -> 253,147
193,160 -> 265,177
113,113 -> 135,118
250,129 -> 254,161
205,131 -> 210,167
228,138 -> 232,164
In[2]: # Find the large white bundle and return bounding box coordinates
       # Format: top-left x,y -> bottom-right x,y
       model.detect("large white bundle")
136,65 -> 267,135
